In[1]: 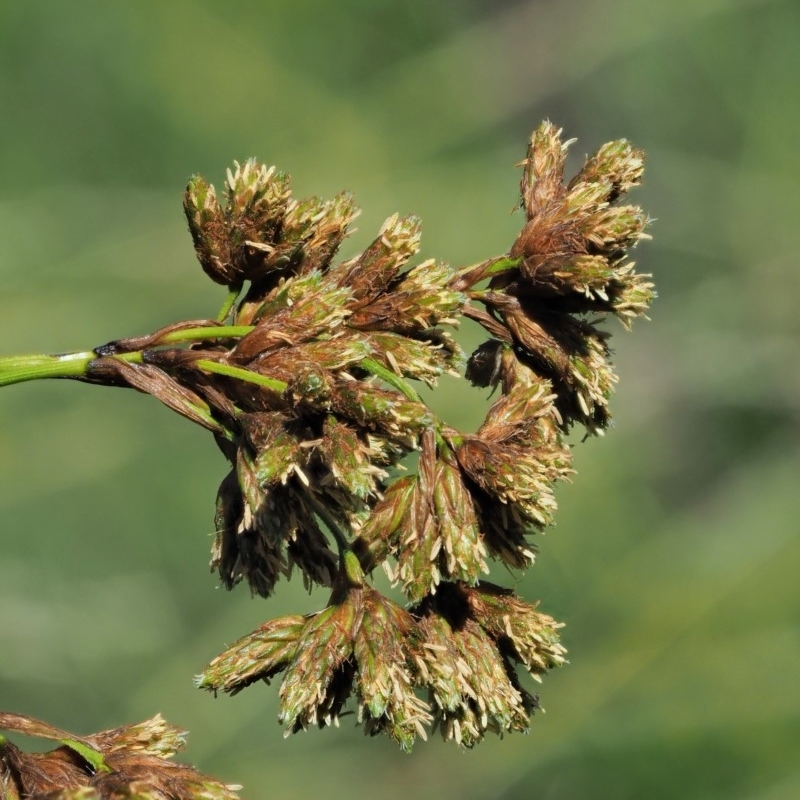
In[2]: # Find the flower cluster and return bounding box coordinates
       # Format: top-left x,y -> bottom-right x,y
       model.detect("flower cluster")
24,122 -> 651,749
199,554 -> 564,750
457,121 -> 653,431
95,166 -> 465,599
0,713 -> 239,800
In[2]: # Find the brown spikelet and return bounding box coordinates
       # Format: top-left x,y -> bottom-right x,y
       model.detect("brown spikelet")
0,713 -> 240,800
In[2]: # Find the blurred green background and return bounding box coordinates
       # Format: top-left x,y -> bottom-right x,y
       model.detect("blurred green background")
1,1 -> 798,798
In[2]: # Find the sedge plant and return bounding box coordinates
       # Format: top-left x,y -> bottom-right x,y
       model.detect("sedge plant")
0,121 -> 653,797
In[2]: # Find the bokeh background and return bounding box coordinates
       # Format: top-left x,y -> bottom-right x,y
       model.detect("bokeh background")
1,1 -> 798,798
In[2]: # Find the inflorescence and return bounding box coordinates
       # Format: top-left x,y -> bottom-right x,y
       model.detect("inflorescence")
0,713 -> 240,800
0,122 -> 653,753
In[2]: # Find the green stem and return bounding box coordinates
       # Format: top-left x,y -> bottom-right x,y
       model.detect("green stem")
216,286 -> 243,323
449,255 -> 522,290
151,325 -> 255,346
481,255 -> 522,277
359,358 -> 424,403
0,351 -> 93,386
61,738 -> 111,774
0,351 -> 141,387
358,358 -> 455,453
0,327 -> 255,388
341,549 -> 365,587
194,359 -> 287,393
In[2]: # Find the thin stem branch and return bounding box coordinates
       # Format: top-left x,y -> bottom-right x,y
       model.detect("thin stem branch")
302,488 -> 352,554
358,358 -> 454,452
148,325 -> 254,346
216,286 -> 243,323
359,358 -> 424,403
448,255 -> 522,292
193,359 -> 287,393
